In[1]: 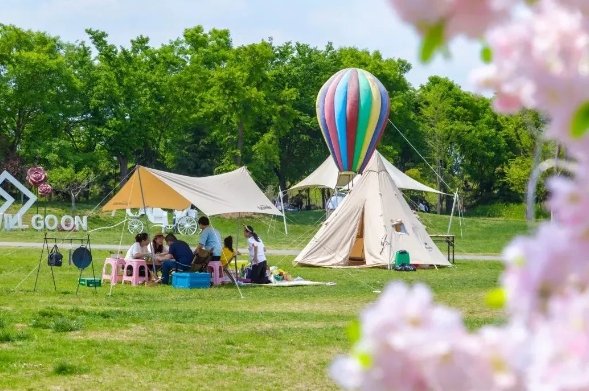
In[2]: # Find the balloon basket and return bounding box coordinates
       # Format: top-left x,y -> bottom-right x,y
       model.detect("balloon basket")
336,171 -> 356,187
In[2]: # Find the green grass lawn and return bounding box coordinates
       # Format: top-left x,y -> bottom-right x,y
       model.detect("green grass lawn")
0,249 -> 504,391
0,201 -> 542,254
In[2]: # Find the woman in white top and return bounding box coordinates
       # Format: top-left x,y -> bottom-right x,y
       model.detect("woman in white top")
243,225 -> 269,284
124,232 -> 151,260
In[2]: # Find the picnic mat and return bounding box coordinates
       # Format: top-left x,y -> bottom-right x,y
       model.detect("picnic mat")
250,280 -> 336,287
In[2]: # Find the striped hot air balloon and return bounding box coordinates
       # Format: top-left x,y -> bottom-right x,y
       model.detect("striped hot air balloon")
316,68 -> 390,174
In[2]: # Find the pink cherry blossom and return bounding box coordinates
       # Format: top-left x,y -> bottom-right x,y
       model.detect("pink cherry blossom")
471,1 -> 589,149
501,222 -> 589,322
559,0 -> 589,15
336,1 -> 589,390
546,175 -> 589,228
525,292 -> 589,390
387,0 -> 453,28
445,0 -> 513,39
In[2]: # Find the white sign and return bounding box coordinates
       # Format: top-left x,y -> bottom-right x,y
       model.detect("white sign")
0,170 -> 88,231
0,171 -> 37,229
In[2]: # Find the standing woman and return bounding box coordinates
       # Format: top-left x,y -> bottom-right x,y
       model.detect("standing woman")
243,225 -> 269,284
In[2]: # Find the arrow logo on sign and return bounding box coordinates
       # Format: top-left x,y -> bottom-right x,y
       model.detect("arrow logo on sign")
0,170 -> 37,229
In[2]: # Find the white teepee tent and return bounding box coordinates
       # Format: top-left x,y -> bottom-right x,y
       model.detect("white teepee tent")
289,150 -> 445,194
293,155 -> 451,268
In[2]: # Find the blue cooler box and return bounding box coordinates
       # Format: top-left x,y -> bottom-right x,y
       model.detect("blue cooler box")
172,272 -> 210,289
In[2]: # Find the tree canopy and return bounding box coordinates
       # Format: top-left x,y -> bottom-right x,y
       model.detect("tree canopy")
0,24 -> 553,210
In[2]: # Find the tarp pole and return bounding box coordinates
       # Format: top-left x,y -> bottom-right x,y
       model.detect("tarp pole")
235,215 -> 240,281
447,190 -> 458,235
137,166 -> 156,279
278,186 -> 288,235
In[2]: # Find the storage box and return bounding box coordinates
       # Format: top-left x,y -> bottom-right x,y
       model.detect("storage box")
79,277 -> 102,287
172,272 -> 210,289
394,250 -> 410,266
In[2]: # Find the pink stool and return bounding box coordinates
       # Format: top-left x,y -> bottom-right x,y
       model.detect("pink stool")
122,260 -> 149,286
207,261 -> 224,286
102,258 -> 126,285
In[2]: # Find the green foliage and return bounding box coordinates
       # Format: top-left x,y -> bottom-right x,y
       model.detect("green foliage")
420,22 -> 446,62
571,101 -> 589,138
0,23 -> 548,209
467,202 -> 550,219
480,45 -> 493,63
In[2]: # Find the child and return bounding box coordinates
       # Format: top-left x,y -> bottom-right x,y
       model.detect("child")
220,236 -> 241,267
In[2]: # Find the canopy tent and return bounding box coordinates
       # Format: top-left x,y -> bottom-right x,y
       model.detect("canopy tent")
293,155 -> 450,268
103,166 -> 282,217
289,150 -> 444,194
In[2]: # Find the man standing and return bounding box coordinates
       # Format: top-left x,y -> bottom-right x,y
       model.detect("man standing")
158,234 -> 194,284
195,216 -> 222,263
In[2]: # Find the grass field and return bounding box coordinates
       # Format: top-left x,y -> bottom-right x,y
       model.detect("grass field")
0,201 -> 532,389
0,201 -> 541,254
0,249 -> 504,391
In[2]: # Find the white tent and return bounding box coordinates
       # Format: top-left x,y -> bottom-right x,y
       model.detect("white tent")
293,155 -> 450,268
289,150 -> 444,194
103,166 -> 282,217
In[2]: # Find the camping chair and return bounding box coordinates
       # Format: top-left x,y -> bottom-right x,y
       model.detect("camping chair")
189,249 -> 212,273
222,253 -> 239,284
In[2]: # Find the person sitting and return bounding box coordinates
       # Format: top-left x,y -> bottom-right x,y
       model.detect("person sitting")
149,231 -> 168,256
158,234 -> 194,284
125,232 -> 151,260
147,231 -> 168,276
194,216 -> 222,263
221,236 -> 241,267
123,232 -> 151,277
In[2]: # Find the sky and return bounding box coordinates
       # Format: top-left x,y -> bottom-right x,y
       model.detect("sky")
0,0 -> 484,91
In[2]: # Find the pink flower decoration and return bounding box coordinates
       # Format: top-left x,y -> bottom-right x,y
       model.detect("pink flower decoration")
38,183 -> 52,197
26,166 -> 47,187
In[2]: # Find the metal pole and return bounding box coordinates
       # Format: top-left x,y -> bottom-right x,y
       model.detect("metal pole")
235,214 -> 240,280
137,166 -> 156,279
278,186 -> 288,235
447,190 -> 458,235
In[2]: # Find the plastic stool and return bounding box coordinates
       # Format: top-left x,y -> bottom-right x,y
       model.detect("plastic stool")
122,259 -> 149,286
102,258 -> 126,285
207,261 -> 224,286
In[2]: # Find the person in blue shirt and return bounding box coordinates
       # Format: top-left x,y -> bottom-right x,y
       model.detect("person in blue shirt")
158,234 -> 194,284
195,216 -> 222,263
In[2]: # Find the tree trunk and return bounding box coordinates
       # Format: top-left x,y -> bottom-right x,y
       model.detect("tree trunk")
235,119 -> 244,166
436,159 -> 442,214
273,167 -> 288,204
70,190 -> 76,213
117,154 -> 129,184
305,188 -> 311,210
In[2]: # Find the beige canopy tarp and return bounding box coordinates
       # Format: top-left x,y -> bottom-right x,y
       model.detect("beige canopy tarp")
103,166 -> 282,217
290,150 -> 445,194
293,155 -> 450,268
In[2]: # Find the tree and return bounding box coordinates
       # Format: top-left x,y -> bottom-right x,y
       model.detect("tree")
49,166 -> 95,212
0,25 -> 79,172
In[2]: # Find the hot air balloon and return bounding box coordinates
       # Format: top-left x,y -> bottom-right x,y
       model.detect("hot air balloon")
316,68 -> 390,177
